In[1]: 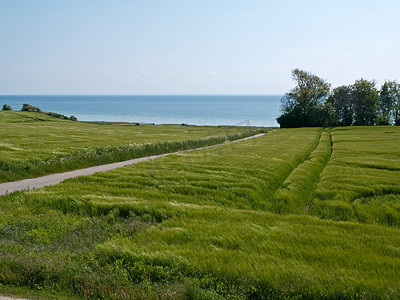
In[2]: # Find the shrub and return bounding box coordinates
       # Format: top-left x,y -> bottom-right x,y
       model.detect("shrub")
43,111 -> 78,121
2,104 -> 12,110
21,103 -> 41,112
19,103 -> 78,121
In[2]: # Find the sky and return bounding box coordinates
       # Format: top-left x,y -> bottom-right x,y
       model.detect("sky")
0,0 -> 399,95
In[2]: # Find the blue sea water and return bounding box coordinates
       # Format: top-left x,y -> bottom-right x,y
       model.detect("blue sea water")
0,95 -> 282,127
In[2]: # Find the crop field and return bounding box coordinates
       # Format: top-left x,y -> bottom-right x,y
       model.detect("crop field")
0,126 -> 399,299
0,111 -> 261,182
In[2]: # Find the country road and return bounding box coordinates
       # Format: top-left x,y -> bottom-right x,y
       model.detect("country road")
0,133 -> 265,196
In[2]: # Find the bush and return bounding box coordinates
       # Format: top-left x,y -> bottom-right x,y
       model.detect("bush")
2,104 -> 12,110
21,103 -> 41,112
19,103 -> 78,121
43,111 -> 69,120
43,111 -> 78,121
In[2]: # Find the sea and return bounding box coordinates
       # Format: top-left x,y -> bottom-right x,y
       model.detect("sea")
0,95 -> 282,127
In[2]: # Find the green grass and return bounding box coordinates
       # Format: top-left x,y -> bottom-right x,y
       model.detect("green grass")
0,110 -> 263,182
99,208 -> 400,298
0,126 -> 400,299
313,126 -> 400,225
0,284 -> 81,300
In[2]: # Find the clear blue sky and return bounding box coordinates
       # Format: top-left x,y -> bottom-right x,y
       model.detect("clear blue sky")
0,0 -> 399,95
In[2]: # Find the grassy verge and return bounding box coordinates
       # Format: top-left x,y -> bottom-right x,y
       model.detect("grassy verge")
0,284 -> 81,300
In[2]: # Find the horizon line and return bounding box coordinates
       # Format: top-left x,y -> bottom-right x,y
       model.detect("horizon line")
0,93 -> 284,97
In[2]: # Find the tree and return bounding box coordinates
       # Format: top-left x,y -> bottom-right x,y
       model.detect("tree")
2,104 -> 12,110
396,93 -> 400,126
327,85 -> 354,126
378,80 -> 400,125
352,79 -> 379,126
277,69 -> 331,127
21,103 -> 41,112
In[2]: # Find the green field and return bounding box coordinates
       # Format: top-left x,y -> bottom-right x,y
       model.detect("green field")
0,124 -> 400,299
0,111 -> 261,182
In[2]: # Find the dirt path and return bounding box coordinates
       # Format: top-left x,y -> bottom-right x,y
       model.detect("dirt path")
0,133 -> 265,196
0,296 -> 31,300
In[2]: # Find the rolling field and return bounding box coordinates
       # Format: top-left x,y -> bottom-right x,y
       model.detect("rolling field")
0,126 -> 399,299
0,111 -> 261,182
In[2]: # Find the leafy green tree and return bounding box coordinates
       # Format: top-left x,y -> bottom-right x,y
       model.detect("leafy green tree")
321,101 -> 339,127
2,104 -> 12,110
21,103 -> 41,112
352,79 -> 379,126
277,69 -> 331,128
378,80 -> 400,125
327,85 -> 354,126
396,96 -> 400,126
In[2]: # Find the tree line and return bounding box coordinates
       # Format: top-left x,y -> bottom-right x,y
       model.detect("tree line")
277,69 -> 400,128
2,103 -> 77,121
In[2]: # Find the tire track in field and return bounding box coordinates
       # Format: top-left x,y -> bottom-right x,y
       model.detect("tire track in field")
0,133 -> 265,196
308,129 -> 333,197
272,129 -> 333,211
268,129 -> 323,194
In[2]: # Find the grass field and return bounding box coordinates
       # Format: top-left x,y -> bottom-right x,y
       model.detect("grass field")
0,111 -> 262,182
0,126 -> 399,299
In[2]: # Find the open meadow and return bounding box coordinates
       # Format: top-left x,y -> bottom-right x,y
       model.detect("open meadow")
0,111 -> 261,183
0,123 -> 400,299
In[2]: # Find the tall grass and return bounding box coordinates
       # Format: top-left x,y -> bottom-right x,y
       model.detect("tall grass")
0,126 -> 400,298
0,130 -> 262,183
312,126 -> 400,225
0,110 -> 264,182
0,111 -> 259,162
23,128 -> 322,213
271,129 -> 332,213
98,207 -> 400,299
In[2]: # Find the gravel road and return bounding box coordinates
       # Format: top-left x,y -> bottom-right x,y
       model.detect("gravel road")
0,133 -> 265,196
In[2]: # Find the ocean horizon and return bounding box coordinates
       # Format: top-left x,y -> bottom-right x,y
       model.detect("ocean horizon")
0,95 -> 282,127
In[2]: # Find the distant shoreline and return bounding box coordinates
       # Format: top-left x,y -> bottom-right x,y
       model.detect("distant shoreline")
0,95 -> 281,127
